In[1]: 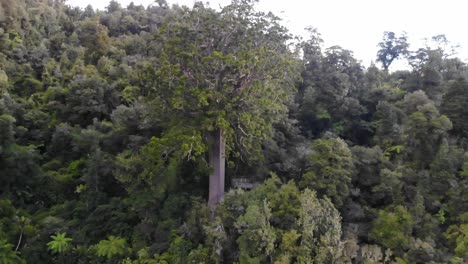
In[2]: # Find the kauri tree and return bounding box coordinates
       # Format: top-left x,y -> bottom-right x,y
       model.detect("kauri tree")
127,0 -> 299,208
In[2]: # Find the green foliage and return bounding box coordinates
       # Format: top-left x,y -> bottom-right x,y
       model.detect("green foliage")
94,235 -> 129,260
278,229 -> 301,259
47,232 -> 73,254
299,41 -> 367,139
235,200 -> 276,263
219,177 -> 344,263
0,70 -> 9,94
384,145 -> 404,158
0,240 -> 26,264
372,168 -> 404,205
404,100 -> 452,167
297,189 -> 343,263
299,138 -> 353,208
267,180 -> 301,229
461,159 -> 468,178
165,235 -> 193,264
441,79 -> 468,138
188,244 -> 209,263
150,0 -> 300,164
77,18 -> 111,62
370,205 -> 414,250
0,114 -> 15,145
446,223 -> 468,258
373,100 -> 405,147
1,0 -> 468,263
121,86 -> 141,104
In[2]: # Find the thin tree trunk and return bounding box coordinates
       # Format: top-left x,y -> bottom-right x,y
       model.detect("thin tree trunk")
15,228 -> 23,252
208,128 -> 225,209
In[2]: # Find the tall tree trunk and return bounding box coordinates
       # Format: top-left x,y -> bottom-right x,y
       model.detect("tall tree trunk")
208,128 -> 225,209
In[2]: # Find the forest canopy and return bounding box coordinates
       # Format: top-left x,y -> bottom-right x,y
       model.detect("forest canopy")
1,0 -> 468,263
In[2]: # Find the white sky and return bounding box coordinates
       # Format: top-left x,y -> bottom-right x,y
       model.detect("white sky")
65,0 -> 468,70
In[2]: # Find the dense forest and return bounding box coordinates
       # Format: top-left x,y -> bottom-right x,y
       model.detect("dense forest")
1,0 -> 468,263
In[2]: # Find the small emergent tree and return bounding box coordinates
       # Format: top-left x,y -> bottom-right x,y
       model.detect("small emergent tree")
144,0 -> 299,208
47,232 -> 73,260
94,236 -> 129,260
376,31 -> 409,71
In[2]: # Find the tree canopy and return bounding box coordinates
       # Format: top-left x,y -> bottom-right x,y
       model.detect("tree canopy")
1,0 -> 468,263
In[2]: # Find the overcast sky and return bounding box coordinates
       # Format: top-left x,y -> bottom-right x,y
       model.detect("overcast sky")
65,0 -> 468,70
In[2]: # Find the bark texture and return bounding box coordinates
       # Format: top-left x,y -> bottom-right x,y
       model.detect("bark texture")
208,129 -> 225,209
